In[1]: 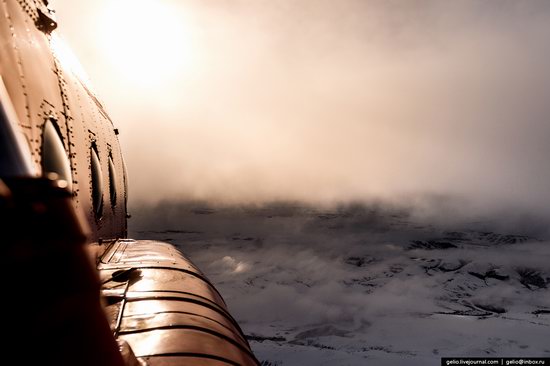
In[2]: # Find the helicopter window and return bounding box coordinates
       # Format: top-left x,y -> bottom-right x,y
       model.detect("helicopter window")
42,119 -> 72,191
108,154 -> 117,207
90,144 -> 103,217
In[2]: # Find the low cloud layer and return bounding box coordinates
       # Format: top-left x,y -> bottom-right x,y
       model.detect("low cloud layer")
54,0 -> 550,217
133,202 -> 550,364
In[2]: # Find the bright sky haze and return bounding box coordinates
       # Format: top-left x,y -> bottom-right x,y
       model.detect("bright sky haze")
52,0 -> 550,218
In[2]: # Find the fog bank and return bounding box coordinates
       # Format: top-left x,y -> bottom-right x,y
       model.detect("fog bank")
54,0 -> 550,217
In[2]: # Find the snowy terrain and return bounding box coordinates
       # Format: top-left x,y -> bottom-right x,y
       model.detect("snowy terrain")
131,202 -> 550,365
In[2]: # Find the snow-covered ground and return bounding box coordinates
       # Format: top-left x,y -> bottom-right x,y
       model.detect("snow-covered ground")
131,202 -> 550,365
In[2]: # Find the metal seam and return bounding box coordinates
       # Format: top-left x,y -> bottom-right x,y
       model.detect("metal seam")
140,353 -> 241,366
2,0 -> 31,128
118,325 -> 258,364
120,310 -> 248,344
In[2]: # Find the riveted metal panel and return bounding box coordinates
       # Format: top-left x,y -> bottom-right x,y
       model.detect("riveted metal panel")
1,0 -> 128,244
100,240 -> 259,365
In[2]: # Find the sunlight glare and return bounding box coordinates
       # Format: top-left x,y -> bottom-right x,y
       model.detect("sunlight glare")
50,34 -> 93,86
98,0 -> 194,88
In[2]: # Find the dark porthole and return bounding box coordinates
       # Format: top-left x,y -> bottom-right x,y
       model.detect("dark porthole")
90,144 -> 103,217
42,119 -> 72,190
108,154 -> 117,207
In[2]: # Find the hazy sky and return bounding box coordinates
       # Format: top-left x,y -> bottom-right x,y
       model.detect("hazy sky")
52,0 -> 550,215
